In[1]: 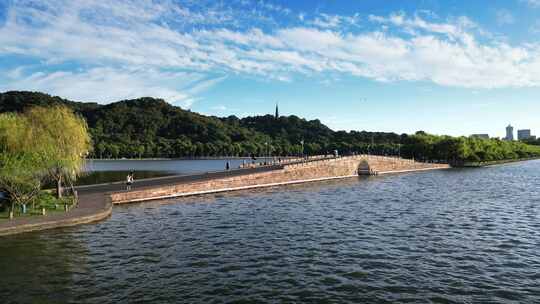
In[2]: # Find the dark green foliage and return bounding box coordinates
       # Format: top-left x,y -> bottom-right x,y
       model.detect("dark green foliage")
2,91 -> 540,163
36,191 -> 75,209
0,91 -> 100,114
1,92 -> 272,158
399,133 -> 540,165
239,115 -> 333,144
0,191 -> 75,219
522,138 -> 540,146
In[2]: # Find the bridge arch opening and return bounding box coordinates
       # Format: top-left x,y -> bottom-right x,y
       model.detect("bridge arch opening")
357,159 -> 371,175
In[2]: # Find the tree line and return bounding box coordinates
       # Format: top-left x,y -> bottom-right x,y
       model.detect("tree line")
399,131 -> 540,164
2,91 -> 540,164
1,91 -> 406,158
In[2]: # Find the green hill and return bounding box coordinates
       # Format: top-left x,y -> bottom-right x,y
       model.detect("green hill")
0,91 -> 401,158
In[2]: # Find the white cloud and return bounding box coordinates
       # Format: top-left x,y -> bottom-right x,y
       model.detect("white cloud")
0,66 -> 224,107
368,12 -> 478,39
522,0 -> 540,7
2,0 -> 540,98
256,0 -> 291,15
495,9 -> 515,26
277,27 -> 343,50
310,13 -> 360,29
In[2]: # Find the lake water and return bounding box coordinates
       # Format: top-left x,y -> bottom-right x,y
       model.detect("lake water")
77,158 -> 272,185
2,160 -> 540,303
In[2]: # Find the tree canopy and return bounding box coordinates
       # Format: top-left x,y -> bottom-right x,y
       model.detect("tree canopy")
24,106 -> 91,197
0,104 -> 90,218
0,91 -> 402,158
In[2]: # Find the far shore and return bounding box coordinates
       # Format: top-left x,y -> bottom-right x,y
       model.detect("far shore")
460,157 -> 540,168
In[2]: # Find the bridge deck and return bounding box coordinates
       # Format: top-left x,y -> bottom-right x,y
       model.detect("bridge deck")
76,163 -> 284,195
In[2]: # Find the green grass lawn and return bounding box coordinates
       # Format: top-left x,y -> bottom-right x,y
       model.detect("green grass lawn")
0,192 -> 76,221
0,207 -> 67,221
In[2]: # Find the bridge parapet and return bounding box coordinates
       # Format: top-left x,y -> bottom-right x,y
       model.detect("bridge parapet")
282,155 -> 449,176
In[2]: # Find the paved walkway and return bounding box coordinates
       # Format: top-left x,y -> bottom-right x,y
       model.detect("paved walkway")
0,164 -> 286,236
77,163 -> 284,194
75,155 -> 339,195
0,192 -> 111,236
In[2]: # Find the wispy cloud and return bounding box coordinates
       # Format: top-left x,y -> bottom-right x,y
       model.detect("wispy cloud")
309,13 -> 360,29
522,0 -> 540,8
531,20 -> 540,33
0,66 -> 223,108
2,0 -> 540,105
495,9 -> 515,26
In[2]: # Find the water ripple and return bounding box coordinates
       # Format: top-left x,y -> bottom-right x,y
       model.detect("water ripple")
2,161 -> 540,303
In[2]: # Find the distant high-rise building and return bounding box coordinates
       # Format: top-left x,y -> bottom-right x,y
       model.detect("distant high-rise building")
275,103 -> 279,119
518,129 -> 532,140
471,134 -> 489,139
505,125 -> 514,141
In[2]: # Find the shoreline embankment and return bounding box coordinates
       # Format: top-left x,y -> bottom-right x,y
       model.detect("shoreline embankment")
457,157 -> 540,168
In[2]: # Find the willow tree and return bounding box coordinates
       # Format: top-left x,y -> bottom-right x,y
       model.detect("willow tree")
0,113 -> 49,218
0,153 -> 45,219
25,106 -> 91,198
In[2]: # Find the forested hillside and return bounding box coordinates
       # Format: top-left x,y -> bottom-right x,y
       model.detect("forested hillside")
2,91 -> 540,164
0,91 -> 402,158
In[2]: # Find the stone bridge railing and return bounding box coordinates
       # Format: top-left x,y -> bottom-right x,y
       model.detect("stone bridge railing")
281,154 -> 449,176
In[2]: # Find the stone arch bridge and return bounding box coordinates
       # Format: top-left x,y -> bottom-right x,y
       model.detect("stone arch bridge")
111,155 -> 450,204
0,155 -> 450,236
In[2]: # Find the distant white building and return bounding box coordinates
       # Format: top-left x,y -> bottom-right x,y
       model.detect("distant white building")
505,125 -> 514,141
517,129 -> 532,140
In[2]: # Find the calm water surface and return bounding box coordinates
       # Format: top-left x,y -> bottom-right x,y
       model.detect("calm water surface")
2,161 -> 540,303
78,158 -> 271,185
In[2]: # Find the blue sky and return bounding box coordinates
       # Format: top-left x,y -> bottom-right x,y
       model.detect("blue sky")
1,0 -> 540,137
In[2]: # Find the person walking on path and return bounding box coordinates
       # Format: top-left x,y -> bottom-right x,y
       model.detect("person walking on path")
126,171 -> 134,190
225,161 -> 230,171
